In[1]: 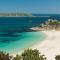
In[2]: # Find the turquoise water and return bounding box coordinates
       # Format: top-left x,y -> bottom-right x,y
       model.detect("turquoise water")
0,17 -> 48,54
0,31 -> 46,54
0,15 -> 60,54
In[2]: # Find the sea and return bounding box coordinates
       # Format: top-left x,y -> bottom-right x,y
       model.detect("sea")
0,14 -> 60,54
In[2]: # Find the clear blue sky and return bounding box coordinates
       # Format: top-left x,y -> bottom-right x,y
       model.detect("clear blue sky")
0,0 -> 60,14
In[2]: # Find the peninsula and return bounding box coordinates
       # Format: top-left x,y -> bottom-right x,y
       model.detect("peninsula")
30,19 -> 60,31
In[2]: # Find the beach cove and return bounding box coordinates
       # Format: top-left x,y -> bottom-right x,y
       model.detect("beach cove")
0,31 -> 46,54
0,17 -> 60,60
9,30 -> 60,60
32,30 -> 60,60
1,30 -> 60,60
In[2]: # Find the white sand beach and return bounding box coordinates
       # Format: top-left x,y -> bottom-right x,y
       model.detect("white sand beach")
10,30 -> 60,60
32,30 -> 60,60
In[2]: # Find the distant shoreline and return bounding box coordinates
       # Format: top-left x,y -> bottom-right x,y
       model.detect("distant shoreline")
0,16 -> 50,17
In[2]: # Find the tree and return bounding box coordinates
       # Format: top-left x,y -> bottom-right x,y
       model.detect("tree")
0,51 -> 11,60
21,49 -> 46,60
55,55 -> 60,60
12,55 -> 21,60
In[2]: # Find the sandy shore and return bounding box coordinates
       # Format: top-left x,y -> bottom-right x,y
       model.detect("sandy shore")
10,30 -> 60,60
32,30 -> 60,60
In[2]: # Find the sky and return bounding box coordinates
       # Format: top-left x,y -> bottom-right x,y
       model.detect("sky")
0,0 -> 60,14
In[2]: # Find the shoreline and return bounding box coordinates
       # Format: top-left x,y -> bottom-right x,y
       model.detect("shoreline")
7,30 -> 60,60
31,30 -> 60,60
9,31 -> 46,56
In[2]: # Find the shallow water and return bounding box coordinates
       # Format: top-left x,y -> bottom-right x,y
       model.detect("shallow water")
0,15 -> 59,53
0,31 -> 45,53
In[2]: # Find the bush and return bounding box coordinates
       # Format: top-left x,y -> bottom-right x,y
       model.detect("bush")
55,55 -> 60,60
21,49 -> 46,60
12,55 -> 21,60
0,51 -> 11,60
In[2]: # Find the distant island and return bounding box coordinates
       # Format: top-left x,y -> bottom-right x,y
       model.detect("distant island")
0,13 -> 32,17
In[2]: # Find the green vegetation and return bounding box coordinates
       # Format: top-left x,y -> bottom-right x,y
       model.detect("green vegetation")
13,55 -> 21,60
0,49 -> 46,60
21,49 -> 46,60
0,51 -> 11,60
0,13 -> 32,17
0,49 -> 60,60
55,55 -> 60,60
